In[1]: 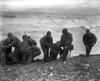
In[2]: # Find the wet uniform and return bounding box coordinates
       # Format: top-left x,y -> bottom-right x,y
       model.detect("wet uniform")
40,31 -> 53,62
0,38 -> 12,64
27,45 -> 41,63
8,34 -> 22,63
50,42 -> 60,61
83,30 -> 97,56
60,28 -> 73,62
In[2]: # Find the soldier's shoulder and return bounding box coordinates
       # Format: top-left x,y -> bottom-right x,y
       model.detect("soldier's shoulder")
12,35 -> 17,39
90,32 -> 95,36
68,32 -> 72,36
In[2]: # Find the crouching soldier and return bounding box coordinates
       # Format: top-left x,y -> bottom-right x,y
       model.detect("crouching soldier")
50,41 -> 61,61
0,49 -> 6,66
40,31 -> 53,62
60,28 -> 73,62
27,45 -> 41,63
20,35 -> 30,63
7,32 -> 22,63
0,38 -> 12,64
83,29 -> 97,56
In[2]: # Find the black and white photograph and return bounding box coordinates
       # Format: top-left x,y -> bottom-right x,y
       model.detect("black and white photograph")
0,0 -> 100,81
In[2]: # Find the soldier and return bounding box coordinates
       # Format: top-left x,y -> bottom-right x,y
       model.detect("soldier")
50,41 -> 61,61
60,28 -> 73,62
20,35 -> 30,63
0,38 -> 12,64
20,34 -> 37,63
7,32 -> 22,63
40,31 -> 53,62
83,29 -> 97,56
27,45 -> 41,63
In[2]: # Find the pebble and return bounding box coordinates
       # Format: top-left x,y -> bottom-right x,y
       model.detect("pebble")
49,73 -> 53,76
89,79 -> 95,81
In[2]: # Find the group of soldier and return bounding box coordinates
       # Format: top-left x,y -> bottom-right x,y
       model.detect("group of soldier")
0,28 -> 97,66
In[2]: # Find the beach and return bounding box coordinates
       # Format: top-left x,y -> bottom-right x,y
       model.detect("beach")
0,13 -> 100,59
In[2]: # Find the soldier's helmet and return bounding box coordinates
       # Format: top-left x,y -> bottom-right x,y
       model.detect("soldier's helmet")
47,31 -> 51,35
7,32 -> 13,37
86,29 -> 90,33
22,34 -> 27,39
62,28 -> 68,34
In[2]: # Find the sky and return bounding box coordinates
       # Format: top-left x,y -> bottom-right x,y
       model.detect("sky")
0,0 -> 100,11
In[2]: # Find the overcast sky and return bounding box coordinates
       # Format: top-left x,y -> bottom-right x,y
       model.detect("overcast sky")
0,0 -> 100,11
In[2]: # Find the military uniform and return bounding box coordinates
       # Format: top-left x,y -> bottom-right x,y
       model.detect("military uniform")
50,42 -> 60,61
60,28 -> 73,62
8,32 -> 22,63
20,39 -> 29,62
40,31 -> 53,62
0,38 -> 12,64
27,45 -> 41,63
83,29 -> 97,56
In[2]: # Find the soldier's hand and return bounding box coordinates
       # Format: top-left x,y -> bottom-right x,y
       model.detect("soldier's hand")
8,44 -> 11,47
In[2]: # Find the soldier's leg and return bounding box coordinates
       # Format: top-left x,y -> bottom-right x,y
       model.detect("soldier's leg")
88,46 -> 92,56
0,52 -> 6,66
32,52 -> 41,61
50,49 -> 58,61
86,45 -> 90,56
55,53 -> 58,60
44,47 -> 50,61
50,50 -> 55,61
9,49 -> 20,63
27,51 -> 33,63
21,53 -> 27,62
59,47 -> 64,59
41,45 -> 48,61
46,47 -> 50,60
62,46 -> 68,62
5,47 -> 12,63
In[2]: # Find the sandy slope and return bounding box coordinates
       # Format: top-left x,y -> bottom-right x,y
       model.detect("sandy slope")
0,55 -> 100,81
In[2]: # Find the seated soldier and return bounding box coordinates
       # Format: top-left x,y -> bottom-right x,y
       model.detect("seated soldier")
0,49 -> 6,66
50,41 -> 61,61
27,45 -> 41,63
60,28 -> 73,62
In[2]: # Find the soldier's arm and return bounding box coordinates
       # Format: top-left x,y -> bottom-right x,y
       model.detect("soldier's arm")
66,33 -> 73,45
83,34 -> 87,45
51,37 -> 53,44
9,38 -> 16,46
92,34 -> 97,46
